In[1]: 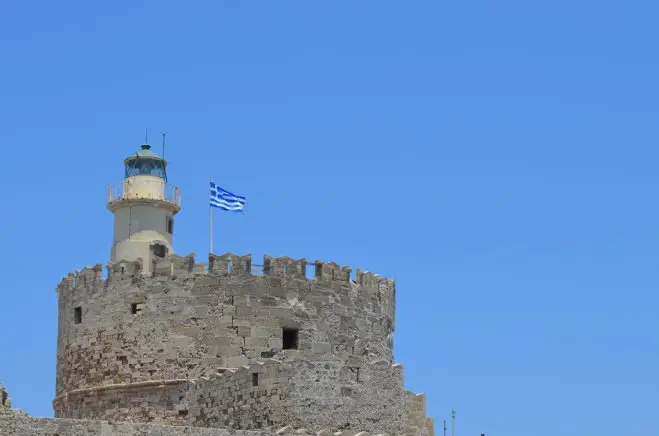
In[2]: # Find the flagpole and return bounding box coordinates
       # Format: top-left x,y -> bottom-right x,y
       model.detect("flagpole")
209,177 -> 213,255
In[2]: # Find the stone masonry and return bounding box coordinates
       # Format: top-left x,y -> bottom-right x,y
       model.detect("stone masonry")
1,253 -> 434,436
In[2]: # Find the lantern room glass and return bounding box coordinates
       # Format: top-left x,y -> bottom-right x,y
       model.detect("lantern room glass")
125,158 -> 167,180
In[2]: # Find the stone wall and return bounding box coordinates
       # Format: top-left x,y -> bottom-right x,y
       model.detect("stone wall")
277,358 -> 406,434
188,358 -> 409,434
187,360 -> 284,430
0,385 -> 27,420
54,358 -> 421,435
1,414 -> 244,436
53,378 -> 189,425
56,253 -> 394,399
55,253 -> 397,425
1,413 -> 427,436
404,392 -> 434,436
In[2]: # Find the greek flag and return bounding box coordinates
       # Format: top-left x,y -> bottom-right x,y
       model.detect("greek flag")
210,181 -> 246,212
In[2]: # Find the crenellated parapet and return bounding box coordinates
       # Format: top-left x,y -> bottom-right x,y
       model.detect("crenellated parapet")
209,253 -> 237,275
314,260 -> 350,282
264,255 -> 307,278
57,252 -> 394,299
151,253 -> 204,279
56,264 -> 103,299
108,258 -> 143,282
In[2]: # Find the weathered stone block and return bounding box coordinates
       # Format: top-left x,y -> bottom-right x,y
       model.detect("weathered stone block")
245,337 -> 269,348
267,338 -> 283,349
251,327 -> 279,338
226,356 -> 248,368
204,337 -> 232,347
311,342 -> 331,354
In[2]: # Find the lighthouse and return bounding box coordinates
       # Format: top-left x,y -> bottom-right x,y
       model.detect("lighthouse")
107,143 -> 181,272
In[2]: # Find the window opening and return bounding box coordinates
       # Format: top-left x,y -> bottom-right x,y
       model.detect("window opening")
252,373 -> 259,387
167,217 -> 174,234
74,307 -> 82,324
282,328 -> 299,350
151,243 -> 167,258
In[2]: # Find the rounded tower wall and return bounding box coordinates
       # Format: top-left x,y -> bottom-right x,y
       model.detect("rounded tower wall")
122,175 -> 165,200
54,253 -> 396,419
111,203 -> 174,262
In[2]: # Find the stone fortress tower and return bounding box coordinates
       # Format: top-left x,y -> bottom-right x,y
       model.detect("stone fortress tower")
1,143 -> 435,436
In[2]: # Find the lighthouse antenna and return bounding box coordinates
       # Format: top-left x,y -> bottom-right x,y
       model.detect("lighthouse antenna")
162,133 -> 166,159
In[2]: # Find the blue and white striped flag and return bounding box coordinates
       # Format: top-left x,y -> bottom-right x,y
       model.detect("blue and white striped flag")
210,181 -> 246,212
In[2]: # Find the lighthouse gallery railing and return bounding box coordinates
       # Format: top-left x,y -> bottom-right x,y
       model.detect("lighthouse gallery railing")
107,181 -> 181,208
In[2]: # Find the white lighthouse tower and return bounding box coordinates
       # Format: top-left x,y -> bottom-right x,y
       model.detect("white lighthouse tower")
107,143 -> 181,272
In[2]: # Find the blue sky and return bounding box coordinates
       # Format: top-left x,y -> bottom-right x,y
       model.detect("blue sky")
1,1 -> 658,435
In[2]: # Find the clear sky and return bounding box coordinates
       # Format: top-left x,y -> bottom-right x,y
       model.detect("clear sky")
1,1 -> 658,435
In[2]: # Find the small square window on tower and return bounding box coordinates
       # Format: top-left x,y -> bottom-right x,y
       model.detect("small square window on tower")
282,328 -> 299,350
74,307 -> 82,324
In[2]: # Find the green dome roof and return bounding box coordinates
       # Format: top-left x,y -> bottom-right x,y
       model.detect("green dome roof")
124,144 -> 165,163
